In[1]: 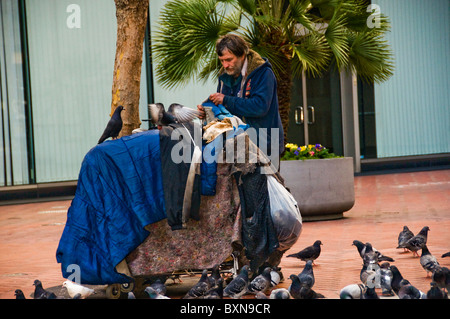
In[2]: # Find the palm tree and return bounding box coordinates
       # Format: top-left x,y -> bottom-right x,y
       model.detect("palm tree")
152,0 -> 394,142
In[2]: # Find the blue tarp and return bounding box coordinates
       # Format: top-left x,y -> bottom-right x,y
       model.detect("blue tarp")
56,130 -> 167,284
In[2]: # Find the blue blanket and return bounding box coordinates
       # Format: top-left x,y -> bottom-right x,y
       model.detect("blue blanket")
56,130 -> 167,284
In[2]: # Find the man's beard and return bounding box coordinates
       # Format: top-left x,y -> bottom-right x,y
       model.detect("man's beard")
225,58 -> 244,78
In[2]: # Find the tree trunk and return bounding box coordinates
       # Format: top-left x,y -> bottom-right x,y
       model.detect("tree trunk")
111,0 -> 149,137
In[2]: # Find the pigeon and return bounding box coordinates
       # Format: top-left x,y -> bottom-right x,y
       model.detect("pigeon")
14,289 -> 26,299
288,274 -> 303,299
149,278 -> 167,296
420,245 -> 440,277
397,225 -> 414,252
377,262 -> 394,296
286,240 -> 322,264
403,226 -> 430,257
362,286 -> 379,299
426,281 -> 448,299
183,269 -> 210,299
203,278 -> 223,299
33,279 -> 57,299
98,105 -> 125,144
72,293 -> 82,299
362,242 -> 379,266
269,268 -> 281,287
147,103 -> 200,127
289,260 -> 316,299
289,273 -> 323,299
223,265 -> 250,299
442,252 -> 450,258
339,284 -> 366,299
248,267 -> 272,294
352,240 -> 368,258
298,260 -> 315,289
62,280 -> 95,299
145,286 -> 170,299
432,266 -> 450,292
207,264 -> 222,289
397,279 -> 426,299
352,240 -> 394,263
389,265 -> 404,295
270,288 -> 291,299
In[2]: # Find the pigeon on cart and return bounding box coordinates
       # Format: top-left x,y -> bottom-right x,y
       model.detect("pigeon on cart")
98,105 -> 124,144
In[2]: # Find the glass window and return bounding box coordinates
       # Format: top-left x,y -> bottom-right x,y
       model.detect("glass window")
0,0 -> 28,186
25,0 -> 148,183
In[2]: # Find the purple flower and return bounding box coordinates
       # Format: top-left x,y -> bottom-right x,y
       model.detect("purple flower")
294,150 -> 299,156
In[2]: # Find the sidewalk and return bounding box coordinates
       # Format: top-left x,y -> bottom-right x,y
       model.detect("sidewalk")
0,169 -> 449,299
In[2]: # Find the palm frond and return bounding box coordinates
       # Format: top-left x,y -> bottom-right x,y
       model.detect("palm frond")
242,24 -> 290,80
291,32 -> 331,77
289,0 -> 314,31
324,9 -> 349,70
153,0 -> 237,88
349,31 -> 394,83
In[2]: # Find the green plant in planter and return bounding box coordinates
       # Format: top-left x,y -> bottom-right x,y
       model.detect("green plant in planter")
282,143 -> 341,161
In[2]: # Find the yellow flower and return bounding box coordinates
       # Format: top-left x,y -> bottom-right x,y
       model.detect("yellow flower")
286,143 -> 298,152
300,146 -> 306,152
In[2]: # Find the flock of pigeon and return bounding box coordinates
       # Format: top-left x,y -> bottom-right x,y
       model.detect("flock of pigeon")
339,225 -> 449,299
142,225 -> 449,300
14,279 -> 96,299
13,225 -> 449,299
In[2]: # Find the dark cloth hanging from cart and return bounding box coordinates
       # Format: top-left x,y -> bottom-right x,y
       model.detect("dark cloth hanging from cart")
220,129 -> 280,272
234,167 -> 279,272
159,123 -> 202,230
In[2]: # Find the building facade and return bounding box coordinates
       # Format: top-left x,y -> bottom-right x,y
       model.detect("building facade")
0,0 -> 449,201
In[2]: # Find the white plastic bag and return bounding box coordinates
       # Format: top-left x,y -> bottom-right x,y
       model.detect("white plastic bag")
267,175 -> 302,251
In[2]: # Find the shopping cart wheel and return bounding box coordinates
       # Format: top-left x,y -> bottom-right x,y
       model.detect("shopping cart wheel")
105,284 -> 121,299
120,281 -> 134,293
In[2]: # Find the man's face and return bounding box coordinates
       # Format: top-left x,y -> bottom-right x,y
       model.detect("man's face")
219,49 -> 246,78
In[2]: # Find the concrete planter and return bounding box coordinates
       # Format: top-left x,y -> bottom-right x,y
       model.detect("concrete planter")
279,157 -> 355,221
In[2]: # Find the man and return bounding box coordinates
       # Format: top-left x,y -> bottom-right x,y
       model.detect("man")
198,34 -> 284,161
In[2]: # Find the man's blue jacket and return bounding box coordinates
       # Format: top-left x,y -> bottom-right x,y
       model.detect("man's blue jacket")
218,50 -> 284,156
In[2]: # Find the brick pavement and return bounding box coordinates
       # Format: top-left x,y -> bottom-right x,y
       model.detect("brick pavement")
0,169 -> 449,299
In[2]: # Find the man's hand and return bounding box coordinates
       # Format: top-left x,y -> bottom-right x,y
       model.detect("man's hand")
197,104 -> 205,119
209,93 -> 225,105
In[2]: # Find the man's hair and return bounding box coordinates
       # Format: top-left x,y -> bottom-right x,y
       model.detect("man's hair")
216,34 -> 249,57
